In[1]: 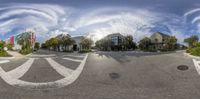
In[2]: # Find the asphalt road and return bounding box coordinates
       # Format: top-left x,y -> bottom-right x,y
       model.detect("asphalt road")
0,50 -> 199,99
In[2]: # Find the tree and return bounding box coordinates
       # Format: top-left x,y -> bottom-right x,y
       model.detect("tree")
0,41 -> 5,52
45,40 -> 51,50
17,33 -> 33,52
6,44 -> 14,51
49,38 -> 59,51
80,37 -> 93,51
163,36 -> 177,50
17,35 -> 33,55
41,43 -> 47,49
123,35 -> 136,50
0,41 -> 9,57
34,42 -> 40,50
62,35 -> 75,51
139,37 -> 151,51
184,35 -> 199,47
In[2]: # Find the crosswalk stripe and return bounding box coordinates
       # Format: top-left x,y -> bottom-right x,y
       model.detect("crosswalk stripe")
0,54 -> 88,89
62,57 -> 82,62
7,58 -> 35,79
46,58 -> 73,77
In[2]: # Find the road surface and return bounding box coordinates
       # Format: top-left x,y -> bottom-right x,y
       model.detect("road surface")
0,50 -> 199,99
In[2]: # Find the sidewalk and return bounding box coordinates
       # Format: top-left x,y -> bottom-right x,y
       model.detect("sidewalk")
7,51 -> 26,60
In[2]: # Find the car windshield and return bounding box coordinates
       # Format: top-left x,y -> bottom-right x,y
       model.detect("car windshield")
0,0 -> 200,99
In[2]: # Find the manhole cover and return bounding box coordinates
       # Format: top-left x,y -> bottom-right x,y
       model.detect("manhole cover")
109,73 -> 120,79
177,65 -> 189,71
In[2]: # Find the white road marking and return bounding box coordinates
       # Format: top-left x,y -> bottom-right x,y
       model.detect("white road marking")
30,54 -> 56,57
63,55 -> 85,58
0,54 -> 88,89
7,58 -> 35,79
0,60 -> 10,64
46,58 -> 73,77
193,59 -> 200,75
62,57 -> 82,62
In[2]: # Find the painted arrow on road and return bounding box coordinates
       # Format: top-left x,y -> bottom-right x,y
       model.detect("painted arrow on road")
0,54 -> 88,89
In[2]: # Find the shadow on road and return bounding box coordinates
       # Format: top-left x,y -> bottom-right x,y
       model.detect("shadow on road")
94,51 -> 177,63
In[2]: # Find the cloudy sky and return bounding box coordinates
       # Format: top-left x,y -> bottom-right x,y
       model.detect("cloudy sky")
0,0 -> 200,43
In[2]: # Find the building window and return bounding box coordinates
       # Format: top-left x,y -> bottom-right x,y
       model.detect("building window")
111,36 -> 118,45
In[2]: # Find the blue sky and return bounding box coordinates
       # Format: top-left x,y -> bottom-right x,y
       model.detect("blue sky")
0,0 -> 200,43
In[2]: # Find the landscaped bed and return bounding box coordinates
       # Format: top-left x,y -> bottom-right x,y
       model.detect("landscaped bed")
0,51 -> 12,57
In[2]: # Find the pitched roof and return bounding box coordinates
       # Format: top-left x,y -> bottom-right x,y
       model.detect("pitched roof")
156,32 -> 170,37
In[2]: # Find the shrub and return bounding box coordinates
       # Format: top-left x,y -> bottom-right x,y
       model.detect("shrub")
0,51 -> 10,57
190,47 -> 200,56
79,49 -> 91,53
19,47 -> 32,55
194,42 -> 200,47
186,49 -> 190,53
6,44 -> 14,50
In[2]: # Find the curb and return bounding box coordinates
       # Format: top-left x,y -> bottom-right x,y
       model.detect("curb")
0,57 -> 15,60
25,53 -> 32,56
184,52 -> 200,59
193,59 -> 200,75
0,60 -> 10,64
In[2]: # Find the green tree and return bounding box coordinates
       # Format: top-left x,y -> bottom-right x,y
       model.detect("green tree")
17,35 -> 33,55
0,41 -> 10,57
62,35 -> 75,51
41,43 -> 47,49
34,42 -> 40,50
184,35 -> 199,47
0,41 -> 5,52
45,40 -> 51,50
123,35 -> 136,50
163,36 -> 177,50
80,37 -> 93,51
139,37 -> 151,51
6,44 -> 14,50
95,39 -> 112,51
49,38 -> 59,51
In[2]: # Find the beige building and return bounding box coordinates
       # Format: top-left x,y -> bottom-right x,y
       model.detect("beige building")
150,32 -> 170,50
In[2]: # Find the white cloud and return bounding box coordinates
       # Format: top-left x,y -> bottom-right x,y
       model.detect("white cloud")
0,19 -> 18,27
192,16 -> 200,24
70,7 -> 162,42
0,4 -> 193,43
0,3 -> 74,41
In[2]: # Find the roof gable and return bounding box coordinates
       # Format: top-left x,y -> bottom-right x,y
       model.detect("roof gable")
155,32 -> 170,37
